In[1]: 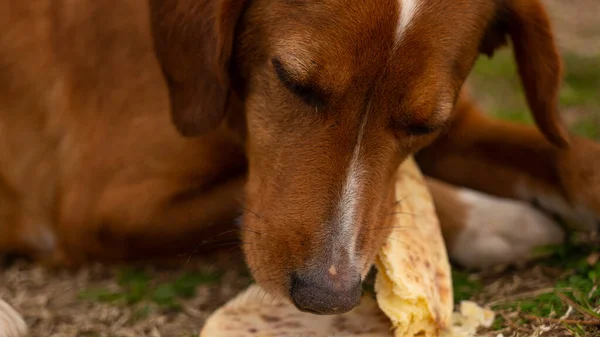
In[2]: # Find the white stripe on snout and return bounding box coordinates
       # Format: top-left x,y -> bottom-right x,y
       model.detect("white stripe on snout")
335,114 -> 369,265
396,0 -> 420,41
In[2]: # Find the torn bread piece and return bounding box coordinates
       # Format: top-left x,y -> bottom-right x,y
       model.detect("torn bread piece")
374,157 -> 454,337
442,301 -> 495,337
200,284 -> 393,337
0,298 -> 28,337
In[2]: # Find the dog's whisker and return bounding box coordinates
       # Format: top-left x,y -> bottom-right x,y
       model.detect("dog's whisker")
177,226 -> 267,262
246,264 -> 266,278
393,196 -> 409,205
185,231 -> 240,251
240,247 -> 274,255
386,236 -> 414,244
259,280 -> 276,308
238,227 -> 262,234
210,241 -> 245,248
242,207 -> 263,220
386,211 -> 417,217
182,239 -> 233,259
366,225 -> 412,231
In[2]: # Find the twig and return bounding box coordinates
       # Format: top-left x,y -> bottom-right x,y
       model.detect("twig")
500,311 -> 520,330
486,288 -> 557,307
557,292 -> 600,320
523,314 -> 600,326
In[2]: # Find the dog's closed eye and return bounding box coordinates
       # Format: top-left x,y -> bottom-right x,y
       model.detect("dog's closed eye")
390,118 -> 445,137
271,57 -> 325,108
406,123 -> 440,136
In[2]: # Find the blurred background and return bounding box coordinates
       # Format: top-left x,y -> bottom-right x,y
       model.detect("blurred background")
470,0 -> 600,141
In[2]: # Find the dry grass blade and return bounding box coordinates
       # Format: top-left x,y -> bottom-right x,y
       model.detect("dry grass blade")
485,288 -> 558,307
557,292 -> 600,320
523,314 -> 600,326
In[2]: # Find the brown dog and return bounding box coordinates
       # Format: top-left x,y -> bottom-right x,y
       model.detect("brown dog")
0,0 -> 598,315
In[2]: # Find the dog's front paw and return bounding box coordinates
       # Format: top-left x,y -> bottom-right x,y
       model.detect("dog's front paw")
449,188 -> 565,269
553,136 -> 600,232
511,136 -> 600,233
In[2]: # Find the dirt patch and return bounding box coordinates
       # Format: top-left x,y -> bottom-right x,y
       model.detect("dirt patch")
0,252 -> 251,337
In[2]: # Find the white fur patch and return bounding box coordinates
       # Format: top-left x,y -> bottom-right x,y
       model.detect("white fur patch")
450,187 -> 565,269
336,115 -> 369,266
396,0 -> 420,41
515,183 -> 598,231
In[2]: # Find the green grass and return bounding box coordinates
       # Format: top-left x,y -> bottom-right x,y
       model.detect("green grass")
561,54 -> 600,107
495,239 -> 599,333
78,267 -> 221,311
572,115 -> 600,139
452,269 -> 483,303
469,50 -> 600,140
451,233 -> 600,335
460,48 -> 599,335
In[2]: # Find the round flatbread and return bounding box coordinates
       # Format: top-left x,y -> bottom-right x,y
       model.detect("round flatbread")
0,299 -> 27,337
200,284 -> 393,337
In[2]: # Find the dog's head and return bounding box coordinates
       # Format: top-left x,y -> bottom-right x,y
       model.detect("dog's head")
150,0 -> 568,314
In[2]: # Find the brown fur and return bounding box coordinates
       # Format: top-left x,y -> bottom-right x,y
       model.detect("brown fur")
0,0 -> 598,313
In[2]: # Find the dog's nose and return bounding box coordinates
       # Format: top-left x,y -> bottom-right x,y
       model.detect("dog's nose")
290,267 -> 362,315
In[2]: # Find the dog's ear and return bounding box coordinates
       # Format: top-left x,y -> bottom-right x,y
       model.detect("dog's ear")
149,0 -> 246,136
480,0 -> 570,147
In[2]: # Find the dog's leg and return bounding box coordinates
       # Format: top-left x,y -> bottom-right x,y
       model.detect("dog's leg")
53,173 -> 246,265
417,91 -> 600,268
418,91 -> 600,230
426,177 -> 564,268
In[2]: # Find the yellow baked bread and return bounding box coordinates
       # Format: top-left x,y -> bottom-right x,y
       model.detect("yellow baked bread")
374,156 -> 453,337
